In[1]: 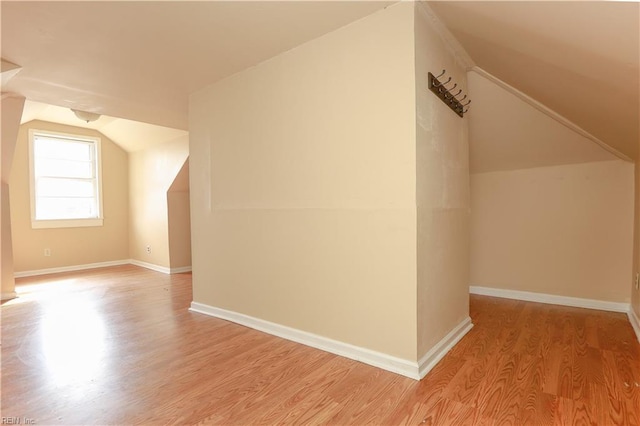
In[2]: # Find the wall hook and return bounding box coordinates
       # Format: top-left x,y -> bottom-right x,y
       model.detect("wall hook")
427,71 -> 471,118
433,76 -> 451,88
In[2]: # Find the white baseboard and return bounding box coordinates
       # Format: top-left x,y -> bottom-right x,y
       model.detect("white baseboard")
14,259 -> 192,278
1,291 -> 17,301
129,259 -> 171,274
190,302 -> 473,381
129,260 -> 192,275
14,260 -> 130,278
628,308 -> 640,344
189,302 -> 422,380
469,285 -> 630,313
418,316 -> 473,379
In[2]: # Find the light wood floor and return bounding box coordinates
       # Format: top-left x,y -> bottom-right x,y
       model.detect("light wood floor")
1,265 -> 639,425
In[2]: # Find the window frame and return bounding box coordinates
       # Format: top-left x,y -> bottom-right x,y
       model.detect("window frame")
28,129 -> 104,229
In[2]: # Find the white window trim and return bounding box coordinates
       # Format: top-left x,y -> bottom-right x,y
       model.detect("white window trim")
28,129 -> 104,229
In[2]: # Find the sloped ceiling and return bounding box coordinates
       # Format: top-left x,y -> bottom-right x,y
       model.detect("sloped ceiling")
468,70 -> 619,174
5,1 -> 638,165
169,160 -> 190,193
429,1 -> 639,160
1,1 -> 391,130
21,100 -> 187,153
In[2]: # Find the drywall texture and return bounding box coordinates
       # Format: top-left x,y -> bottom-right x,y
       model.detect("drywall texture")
129,137 -> 189,268
190,3 -> 418,360
10,120 -> 129,272
471,160 -> 634,303
1,94 -> 24,297
167,160 -> 191,269
415,4 -> 470,358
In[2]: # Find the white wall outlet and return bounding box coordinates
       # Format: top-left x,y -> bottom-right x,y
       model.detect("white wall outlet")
146,245 -> 151,254
44,248 -> 51,257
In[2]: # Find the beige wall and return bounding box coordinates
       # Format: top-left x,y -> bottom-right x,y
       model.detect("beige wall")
470,160 -> 634,303
1,94 -> 25,298
633,146 -> 640,317
167,160 -> 191,269
9,120 -> 129,272
415,4 -> 470,357
634,0 -> 640,321
2,182 -> 15,296
129,137 -> 188,268
190,3 -> 418,360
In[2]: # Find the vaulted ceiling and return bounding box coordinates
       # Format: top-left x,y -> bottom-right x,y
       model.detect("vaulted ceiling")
3,1 -> 638,164
429,1 -> 639,161
1,1 -> 391,130
20,100 -> 187,153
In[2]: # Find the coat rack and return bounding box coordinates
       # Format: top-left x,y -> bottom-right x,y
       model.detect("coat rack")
428,70 -> 470,118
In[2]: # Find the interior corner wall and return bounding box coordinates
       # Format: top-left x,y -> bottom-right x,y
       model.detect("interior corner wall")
1,94 -> 25,298
633,148 -> 640,317
167,191 -> 191,269
635,1 -> 640,320
470,160 -> 634,303
1,182 -> 16,297
189,2 -> 418,361
128,137 -> 189,269
10,120 -> 129,272
167,159 -> 191,269
415,4 -> 471,358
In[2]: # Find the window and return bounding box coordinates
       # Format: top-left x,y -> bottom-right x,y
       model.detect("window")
29,129 -> 103,228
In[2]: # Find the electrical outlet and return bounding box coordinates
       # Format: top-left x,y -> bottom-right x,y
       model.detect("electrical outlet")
44,248 -> 51,257
146,245 -> 151,254
635,273 -> 639,290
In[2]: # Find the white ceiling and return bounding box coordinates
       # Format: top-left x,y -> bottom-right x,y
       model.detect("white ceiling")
429,1 -> 640,161
21,100 -> 187,153
1,1 -> 391,130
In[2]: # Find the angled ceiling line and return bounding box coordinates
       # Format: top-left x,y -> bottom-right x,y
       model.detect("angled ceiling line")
416,1 -> 476,71
471,66 -> 632,163
20,100 -> 188,153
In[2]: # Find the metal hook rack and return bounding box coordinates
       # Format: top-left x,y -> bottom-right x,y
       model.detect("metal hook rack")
428,70 -> 471,118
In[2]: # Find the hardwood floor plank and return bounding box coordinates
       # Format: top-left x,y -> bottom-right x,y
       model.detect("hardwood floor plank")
476,352 -> 521,418
553,397 -> 595,426
383,388 -> 441,426
519,389 -> 557,426
584,315 -> 600,349
3,268 -> 640,425
556,343 -> 573,399
345,377 -> 416,425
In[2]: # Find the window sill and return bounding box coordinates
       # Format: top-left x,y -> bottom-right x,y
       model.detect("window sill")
31,218 -> 104,229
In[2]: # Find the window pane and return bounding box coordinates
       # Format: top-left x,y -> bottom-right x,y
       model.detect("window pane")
31,132 -> 102,225
36,177 -> 94,198
35,158 -> 93,178
35,197 -> 97,220
34,137 -> 92,161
